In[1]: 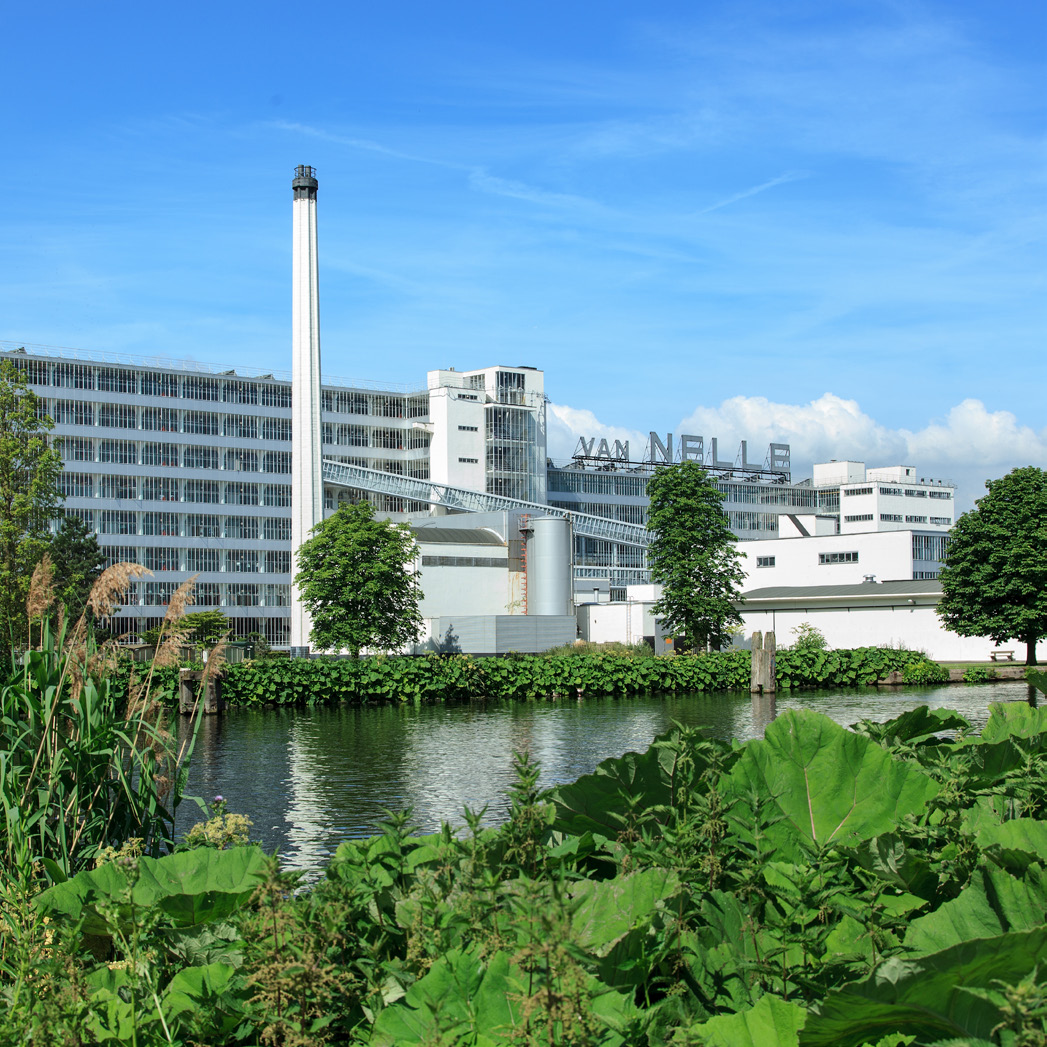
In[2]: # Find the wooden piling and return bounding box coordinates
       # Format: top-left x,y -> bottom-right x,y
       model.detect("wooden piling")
750,630 -> 777,694
178,669 -> 224,715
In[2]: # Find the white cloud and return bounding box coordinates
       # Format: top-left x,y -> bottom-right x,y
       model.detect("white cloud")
548,394 -> 1047,513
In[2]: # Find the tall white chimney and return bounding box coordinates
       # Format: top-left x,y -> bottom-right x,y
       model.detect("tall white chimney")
290,164 -> 323,654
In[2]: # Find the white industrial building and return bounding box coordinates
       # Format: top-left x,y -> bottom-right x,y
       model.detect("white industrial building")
0,166 -> 963,653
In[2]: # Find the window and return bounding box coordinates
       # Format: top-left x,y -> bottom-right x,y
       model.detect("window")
458,457 -> 478,464
843,486 -> 873,497
99,475 -> 138,500
224,482 -> 259,506
185,514 -> 220,538
223,414 -> 257,440
879,486 -> 903,496
495,370 -> 525,405
260,417 -> 292,441
880,513 -> 904,523
373,427 -> 402,450
226,582 -> 260,606
186,548 -> 220,572
224,449 -> 259,473
184,410 -> 219,436
183,376 -> 219,401
262,451 -> 291,474
141,407 -> 180,432
142,477 -> 179,502
53,399 -> 95,426
263,485 -> 291,507
100,510 -> 138,535
459,394 -> 478,401
264,550 -> 291,574
194,582 -> 221,606
140,442 -> 180,467
98,439 -> 138,465
458,425 -> 478,432
420,555 -> 505,568
140,372 -> 179,397
144,547 -> 180,572
142,512 -> 178,536
58,472 -> 93,498
263,518 -> 291,541
222,379 -> 258,405
323,390 -> 370,414
225,549 -> 259,573
263,584 -> 290,606
62,437 -> 95,462
184,446 -> 219,470
844,514 -> 874,523
98,403 -> 137,429
929,490 -> 952,500
224,515 -> 259,540
184,480 -> 220,504
819,551 -> 859,565
260,383 -> 291,408
143,582 -> 178,606
930,516 -> 951,526
52,364 -> 94,389
96,368 -> 136,394
904,489 -> 928,498
756,556 -> 775,568
67,507 -> 96,529
905,515 -> 928,524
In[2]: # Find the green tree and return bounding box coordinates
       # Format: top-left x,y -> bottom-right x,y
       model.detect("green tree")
0,358 -> 64,645
646,460 -> 746,652
46,514 -> 106,620
938,466 -> 1047,665
295,501 -> 423,655
143,609 -> 231,647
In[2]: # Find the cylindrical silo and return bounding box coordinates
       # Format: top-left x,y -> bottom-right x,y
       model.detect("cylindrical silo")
527,516 -> 573,616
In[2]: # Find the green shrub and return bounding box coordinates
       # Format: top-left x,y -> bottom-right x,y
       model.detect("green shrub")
962,665 -> 998,684
901,659 -> 951,685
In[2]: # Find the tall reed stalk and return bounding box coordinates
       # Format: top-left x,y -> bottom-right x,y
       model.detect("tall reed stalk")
0,564 -> 205,887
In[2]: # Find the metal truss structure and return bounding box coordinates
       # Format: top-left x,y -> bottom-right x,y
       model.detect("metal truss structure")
322,460 -> 651,548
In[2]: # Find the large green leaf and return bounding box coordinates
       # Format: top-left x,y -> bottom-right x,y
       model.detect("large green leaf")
570,867 -> 682,956
677,994 -> 806,1047
550,727 -> 719,838
902,865 -> 1047,956
724,711 -> 940,856
35,845 -> 268,935
800,927 -> 1047,1046
851,706 -> 971,747
973,817 -> 1047,875
979,701 -> 1047,743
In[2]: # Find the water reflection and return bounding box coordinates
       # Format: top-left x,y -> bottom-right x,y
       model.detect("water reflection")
177,681 -> 1030,874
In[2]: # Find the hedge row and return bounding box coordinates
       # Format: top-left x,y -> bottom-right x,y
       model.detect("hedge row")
127,646 -> 938,706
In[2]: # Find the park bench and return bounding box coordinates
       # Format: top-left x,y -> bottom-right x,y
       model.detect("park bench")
989,650 -> 1015,662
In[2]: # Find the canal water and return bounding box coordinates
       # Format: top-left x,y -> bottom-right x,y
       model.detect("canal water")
176,681 -> 1035,874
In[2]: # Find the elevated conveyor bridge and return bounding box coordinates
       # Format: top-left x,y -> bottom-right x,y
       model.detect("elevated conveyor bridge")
322,460 -> 650,548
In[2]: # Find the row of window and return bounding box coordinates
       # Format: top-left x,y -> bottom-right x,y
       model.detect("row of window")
913,535 -> 950,562
62,480 -> 291,506
819,551 -> 859,564
844,514 -> 874,523
547,500 -> 647,524
420,556 -> 506,569
61,511 -> 292,541
100,546 -> 291,574
61,437 -> 294,467
113,581 -> 291,607
113,614 -> 291,644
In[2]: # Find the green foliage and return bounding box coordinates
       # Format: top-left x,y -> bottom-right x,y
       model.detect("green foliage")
295,500 -> 423,655
789,621 -> 829,651
900,658 -> 950,685
646,460 -> 746,651
0,358 -> 64,646
44,514 -> 106,621
938,466 -> 1047,665
143,609 -> 231,647
5,702 -> 1047,1045
964,664 -> 999,683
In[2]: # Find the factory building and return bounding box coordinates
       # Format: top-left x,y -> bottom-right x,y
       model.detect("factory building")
2,343 -> 956,648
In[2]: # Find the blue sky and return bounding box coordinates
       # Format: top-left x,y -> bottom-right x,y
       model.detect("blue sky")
3,0 -> 1044,509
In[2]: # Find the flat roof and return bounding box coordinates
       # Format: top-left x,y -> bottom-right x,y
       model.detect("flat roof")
742,579 -> 942,601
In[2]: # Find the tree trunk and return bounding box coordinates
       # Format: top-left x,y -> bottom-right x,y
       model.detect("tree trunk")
1027,636 -> 1038,666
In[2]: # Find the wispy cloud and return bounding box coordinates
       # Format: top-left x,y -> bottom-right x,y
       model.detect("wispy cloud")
695,171 -> 809,215
467,169 -> 604,211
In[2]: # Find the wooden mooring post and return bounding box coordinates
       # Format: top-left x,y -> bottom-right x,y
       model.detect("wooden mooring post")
750,631 -> 776,694
178,669 -> 224,715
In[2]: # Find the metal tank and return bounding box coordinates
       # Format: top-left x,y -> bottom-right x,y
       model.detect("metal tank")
526,516 -> 573,616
